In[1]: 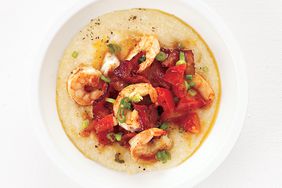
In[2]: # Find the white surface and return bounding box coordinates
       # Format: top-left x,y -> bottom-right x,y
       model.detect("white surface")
0,0 -> 281,187
33,0 -> 247,188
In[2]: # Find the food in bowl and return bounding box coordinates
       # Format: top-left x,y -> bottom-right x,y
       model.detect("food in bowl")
56,8 -> 221,173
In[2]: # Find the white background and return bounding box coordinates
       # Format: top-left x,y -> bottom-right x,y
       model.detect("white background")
0,0 -> 281,187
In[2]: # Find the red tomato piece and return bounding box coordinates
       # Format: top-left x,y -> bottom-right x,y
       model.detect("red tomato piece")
156,87 -> 175,113
172,83 -> 187,98
163,64 -> 186,85
182,113 -> 200,134
94,114 -> 115,133
176,94 -> 206,112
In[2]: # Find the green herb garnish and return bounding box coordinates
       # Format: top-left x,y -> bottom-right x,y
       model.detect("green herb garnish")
81,119 -> 89,129
106,133 -> 115,142
176,52 -> 186,65
114,133 -> 122,141
100,75 -> 111,83
184,81 -> 190,90
117,108 -> 126,123
138,55 -> 146,64
72,51 -> 79,58
159,122 -> 169,130
105,98 -> 116,104
120,97 -> 131,109
107,43 -> 121,54
156,150 -> 171,163
130,93 -> 143,103
185,74 -> 193,80
188,89 -> 197,96
156,52 -> 167,61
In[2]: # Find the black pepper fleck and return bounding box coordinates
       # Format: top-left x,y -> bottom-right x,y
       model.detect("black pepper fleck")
143,168 -> 146,171
129,15 -> 137,21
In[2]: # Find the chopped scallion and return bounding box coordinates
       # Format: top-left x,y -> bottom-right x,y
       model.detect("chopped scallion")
107,43 -> 121,54
184,81 -> 190,90
188,89 -> 197,96
138,55 -> 146,64
120,97 -> 131,109
114,133 -> 122,141
156,52 -> 167,61
130,93 -> 143,103
185,74 -> 193,80
159,122 -> 169,130
176,52 -> 186,65
117,108 -> 126,123
81,119 -> 89,129
100,75 -> 111,83
156,150 -> 171,163
189,81 -> 196,87
72,51 -> 79,58
106,133 -> 115,142
105,98 -> 116,104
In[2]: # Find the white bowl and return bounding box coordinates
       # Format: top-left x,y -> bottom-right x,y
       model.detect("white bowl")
31,0 -> 248,187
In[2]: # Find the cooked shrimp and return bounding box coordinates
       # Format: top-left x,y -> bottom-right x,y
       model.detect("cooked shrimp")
113,83 -> 158,132
129,128 -> 173,162
126,35 -> 160,73
100,52 -> 120,76
67,66 -> 104,106
192,73 -> 215,102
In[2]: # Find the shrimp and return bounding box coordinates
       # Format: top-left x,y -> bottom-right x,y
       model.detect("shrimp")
113,83 -> 158,132
67,65 -> 105,106
129,128 -> 173,162
192,73 -> 215,102
100,52 -> 120,76
126,35 -> 160,73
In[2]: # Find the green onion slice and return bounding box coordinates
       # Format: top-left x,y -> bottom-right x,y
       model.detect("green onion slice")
185,74 -> 193,80
189,81 -> 196,87
114,133 -> 122,141
100,75 -> 111,83
184,81 -> 190,90
156,52 -> 167,61
81,119 -> 89,129
107,43 -> 121,54
117,108 -> 126,123
188,89 -> 197,97
105,98 -> 116,104
159,122 -> 169,130
156,150 -> 171,163
120,97 -> 131,109
72,51 -> 79,58
130,93 -> 143,103
176,52 -> 186,65
138,55 -> 146,64
106,133 -> 115,142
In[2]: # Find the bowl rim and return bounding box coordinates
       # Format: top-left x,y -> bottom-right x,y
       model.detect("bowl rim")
30,0 -> 248,187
